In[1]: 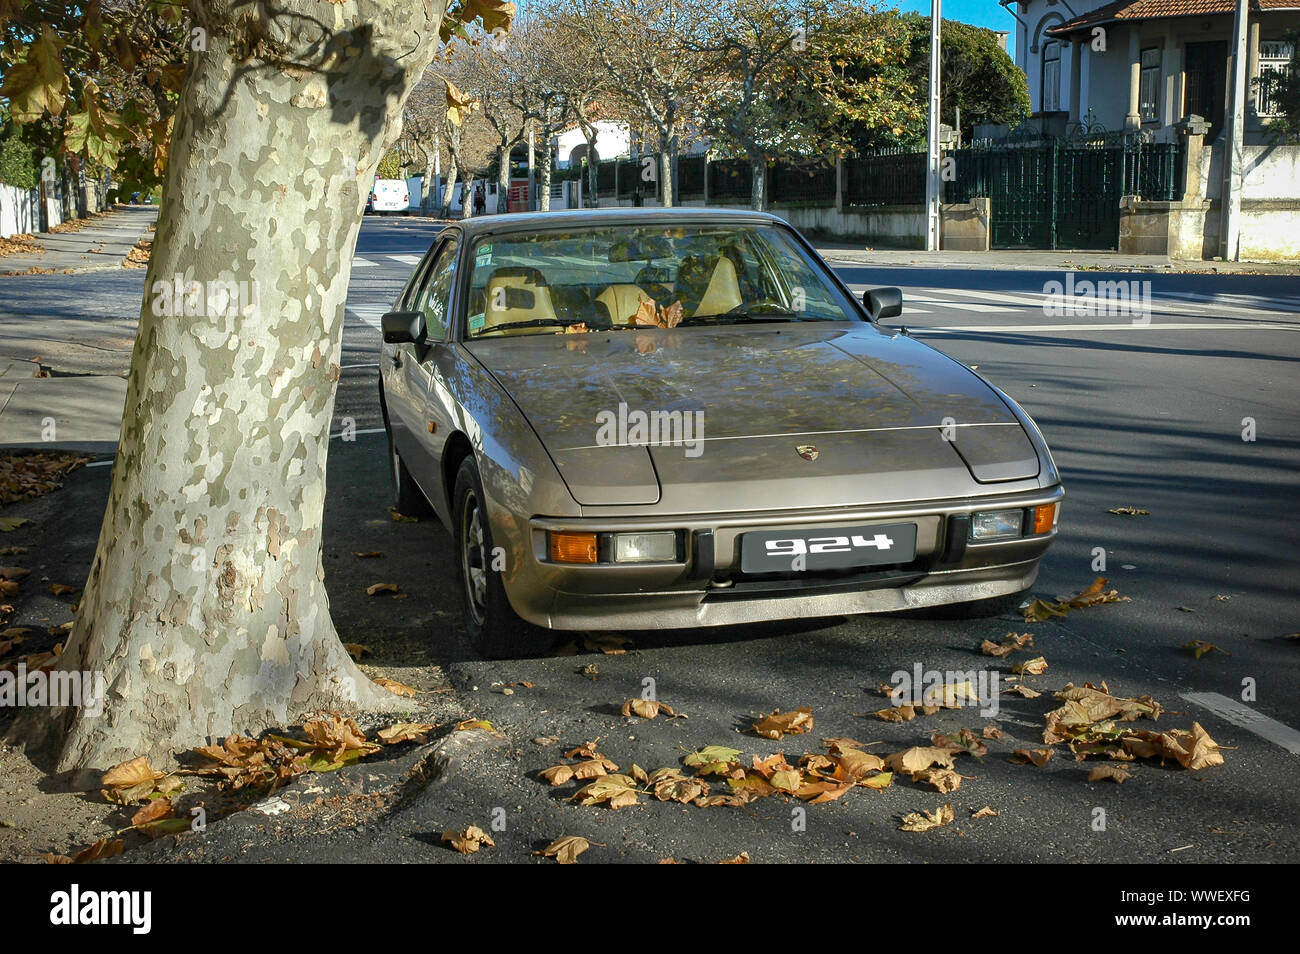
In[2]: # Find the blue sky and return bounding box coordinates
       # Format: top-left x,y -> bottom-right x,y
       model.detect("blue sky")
894,0 -> 1020,58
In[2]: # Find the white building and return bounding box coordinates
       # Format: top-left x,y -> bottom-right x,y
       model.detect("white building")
1008,0 -> 1300,141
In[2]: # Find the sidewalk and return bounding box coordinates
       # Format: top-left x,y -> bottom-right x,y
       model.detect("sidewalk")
812,243 -> 1300,274
0,205 -> 157,276
0,358 -> 125,453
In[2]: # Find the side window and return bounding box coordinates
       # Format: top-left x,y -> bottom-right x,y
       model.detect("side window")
412,238 -> 459,340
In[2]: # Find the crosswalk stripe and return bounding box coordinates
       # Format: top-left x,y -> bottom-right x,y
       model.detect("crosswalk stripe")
1181,692 -> 1300,755
914,321 -> 1297,333
389,254 -> 423,266
346,304 -> 388,329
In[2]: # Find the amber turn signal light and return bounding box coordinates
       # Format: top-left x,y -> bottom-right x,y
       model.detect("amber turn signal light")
550,531 -> 599,564
1032,503 -> 1058,534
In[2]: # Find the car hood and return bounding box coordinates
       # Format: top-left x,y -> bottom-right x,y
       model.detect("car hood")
467,323 -> 1040,509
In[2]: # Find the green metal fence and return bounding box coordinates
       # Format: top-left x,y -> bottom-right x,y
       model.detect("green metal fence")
769,160 -> 837,203
842,151 -> 926,207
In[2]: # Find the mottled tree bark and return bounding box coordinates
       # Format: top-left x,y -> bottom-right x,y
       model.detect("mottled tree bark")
18,0 -> 449,777
496,144 -> 511,213
750,157 -> 767,211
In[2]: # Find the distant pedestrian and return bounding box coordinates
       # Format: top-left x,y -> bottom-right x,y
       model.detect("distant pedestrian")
474,185 -> 486,216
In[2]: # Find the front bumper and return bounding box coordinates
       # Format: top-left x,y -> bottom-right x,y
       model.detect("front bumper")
496,485 -> 1064,630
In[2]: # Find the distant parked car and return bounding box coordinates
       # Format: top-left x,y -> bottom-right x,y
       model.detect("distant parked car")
368,179 -> 410,215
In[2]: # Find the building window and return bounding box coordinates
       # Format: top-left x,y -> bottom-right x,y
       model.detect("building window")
1042,41 -> 1061,112
1258,40 -> 1294,116
1139,48 -> 1161,122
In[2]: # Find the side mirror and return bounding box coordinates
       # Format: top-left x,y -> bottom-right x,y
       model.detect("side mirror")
382,310 -> 426,344
863,287 -> 903,322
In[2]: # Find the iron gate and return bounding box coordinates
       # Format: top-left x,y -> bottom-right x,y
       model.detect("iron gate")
948,138 -> 1181,251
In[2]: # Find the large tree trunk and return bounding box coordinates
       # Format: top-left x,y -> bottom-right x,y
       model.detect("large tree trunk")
17,0 -> 448,778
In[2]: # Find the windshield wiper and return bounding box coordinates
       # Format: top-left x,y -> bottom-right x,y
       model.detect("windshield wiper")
476,318 -> 584,334
677,311 -> 800,326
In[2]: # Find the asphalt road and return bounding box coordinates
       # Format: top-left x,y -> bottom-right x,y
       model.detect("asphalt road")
336,217 -> 1300,863
4,215 -> 1298,864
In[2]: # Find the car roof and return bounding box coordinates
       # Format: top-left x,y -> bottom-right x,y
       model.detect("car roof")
445,206 -> 787,238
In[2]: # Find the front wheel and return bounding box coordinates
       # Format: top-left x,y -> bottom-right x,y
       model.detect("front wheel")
453,457 -> 549,659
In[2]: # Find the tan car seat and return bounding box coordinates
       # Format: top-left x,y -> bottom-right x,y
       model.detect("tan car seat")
596,284 -> 653,326
483,267 -> 557,334
676,253 -> 743,318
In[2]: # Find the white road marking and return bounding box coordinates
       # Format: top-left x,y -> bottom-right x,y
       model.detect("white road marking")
906,298 -> 1010,313
389,254 -> 423,266
1181,692 -> 1300,755
914,321 -> 1298,333
352,257 -> 377,267
346,304 -> 388,329
86,459 -> 113,468
330,426 -> 386,440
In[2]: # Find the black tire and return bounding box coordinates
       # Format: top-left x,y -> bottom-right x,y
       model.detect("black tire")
386,428 -> 434,519
453,457 -> 550,659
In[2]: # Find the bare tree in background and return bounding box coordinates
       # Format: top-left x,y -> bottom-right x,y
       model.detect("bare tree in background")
559,0 -> 717,207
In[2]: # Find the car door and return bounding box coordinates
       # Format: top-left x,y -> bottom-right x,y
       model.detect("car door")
385,236 -> 459,498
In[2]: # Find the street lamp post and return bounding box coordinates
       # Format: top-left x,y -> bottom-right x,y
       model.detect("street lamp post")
924,0 -> 942,252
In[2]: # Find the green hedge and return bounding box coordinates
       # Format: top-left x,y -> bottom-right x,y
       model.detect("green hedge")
0,128 -> 38,190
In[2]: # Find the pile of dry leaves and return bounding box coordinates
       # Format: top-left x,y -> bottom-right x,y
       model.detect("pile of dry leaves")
0,451 -> 90,506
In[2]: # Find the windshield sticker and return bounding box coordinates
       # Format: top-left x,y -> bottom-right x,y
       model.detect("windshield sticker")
475,244 -> 493,268
468,313 -> 486,333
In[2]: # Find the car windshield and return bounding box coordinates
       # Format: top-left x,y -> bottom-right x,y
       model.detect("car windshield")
463,223 -> 861,338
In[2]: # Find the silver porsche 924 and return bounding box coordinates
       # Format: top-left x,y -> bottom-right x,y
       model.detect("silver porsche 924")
378,208 -> 1063,658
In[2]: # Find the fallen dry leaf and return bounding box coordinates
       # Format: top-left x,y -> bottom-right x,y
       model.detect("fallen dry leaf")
980,632 -> 1035,658
442,825 -> 495,854
1182,640 -> 1230,659
1012,656 -> 1049,675
372,676 -> 418,697
1088,764 -> 1132,784
885,746 -> 955,777
972,805 -> 999,818
535,835 -> 590,863
752,707 -> 813,739
377,722 -> 437,744
1011,748 -> 1055,767
621,698 -> 680,719
365,582 -> 400,596
684,745 -> 743,776
899,804 -> 954,832
572,774 -> 640,809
